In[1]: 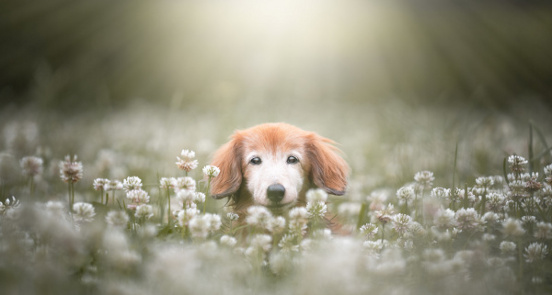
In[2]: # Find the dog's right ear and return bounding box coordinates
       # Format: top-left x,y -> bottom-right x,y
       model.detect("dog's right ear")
210,136 -> 242,199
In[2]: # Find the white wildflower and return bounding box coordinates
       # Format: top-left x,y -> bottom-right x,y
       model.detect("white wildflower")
126,189 -> 150,210
226,212 -> 239,221
455,208 -> 482,231
220,235 -> 237,247
176,149 -> 198,172
288,207 -> 308,235
246,206 -> 274,231
177,207 -> 200,227
359,223 -> 379,239
250,234 -> 272,253
430,187 -> 451,199
396,186 -> 415,204
93,178 -> 108,191
194,192 -> 206,204
159,177 -> 173,189
278,234 -> 300,252
306,188 -> 328,203
434,208 -> 456,229
122,176 -> 142,192
106,211 -> 129,228
306,201 -> 327,219
499,241 -> 517,255
202,165 -> 220,178
172,176 -> 196,193
269,216 -> 286,234
135,204 -> 154,220
392,213 -> 412,236
105,179 -> 123,191
502,218 -> 526,237
20,156 -> 43,177
534,222 -> 552,239
72,202 -> 95,223
508,155 -> 528,174
524,242 -> 548,263
59,155 -> 83,183
188,213 -> 221,239
414,170 -> 434,189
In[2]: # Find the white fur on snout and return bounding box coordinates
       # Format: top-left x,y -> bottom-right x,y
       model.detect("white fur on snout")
246,151 -> 304,206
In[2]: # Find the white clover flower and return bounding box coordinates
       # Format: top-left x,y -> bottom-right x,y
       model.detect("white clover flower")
176,189 -> 196,208
59,155 -> 83,183
392,213 -> 412,236
396,186 -> 415,204
521,215 -> 537,225
434,208 -> 456,229
278,234 -> 300,253
249,234 -> 272,253
288,207 -> 309,235
524,242 -> 548,263
194,192 -> 206,204
475,176 -> 494,188
455,208 -> 482,231
269,216 -> 286,234
306,201 -> 327,219
486,192 -> 506,212
502,218 -> 526,237
430,187 -> 451,199
306,188 -> 328,203
105,179 -> 123,191
135,204 -> 154,220
122,176 -> 142,192
176,149 -> 199,172
106,211 -> 129,228
545,164 -> 552,177
202,165 -> 220,178
482,233 -> 496,242
20,156 -> 43,177
172,176 -> 196,193
226,212 -> 239,221
499,241 -> 517,255
375,204 -> 395,224
126,189 -> 150,210
359,223 -> 379,239
414,170 -> 434,189
481,212 -> 500,225
72,202 -> 95,223
177,207 -> 200,227
159,177 -> 173,189
220,235 -> 237,247
93,178 -> 109,191
534,222 -> 552,239
188,213 -> 221,239
246,206 -> 274,231
508,155 -> 528,173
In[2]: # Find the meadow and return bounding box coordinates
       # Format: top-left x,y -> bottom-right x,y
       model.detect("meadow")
2,1 -> 552,294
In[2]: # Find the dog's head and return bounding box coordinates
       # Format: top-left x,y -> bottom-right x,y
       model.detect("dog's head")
210,123 -> 348,212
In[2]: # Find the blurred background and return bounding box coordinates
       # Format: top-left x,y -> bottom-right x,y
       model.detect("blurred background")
1,0 -> 552,199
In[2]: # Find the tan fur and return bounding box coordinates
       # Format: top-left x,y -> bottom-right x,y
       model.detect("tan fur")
210,123 -> 348,216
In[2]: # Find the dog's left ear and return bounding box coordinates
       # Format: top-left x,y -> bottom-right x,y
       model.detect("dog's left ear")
306,133 -> 349,195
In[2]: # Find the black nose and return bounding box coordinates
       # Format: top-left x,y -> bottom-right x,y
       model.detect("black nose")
267,184 -> 285,203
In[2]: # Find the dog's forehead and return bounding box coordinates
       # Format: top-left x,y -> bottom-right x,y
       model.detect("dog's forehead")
239,125 -> 307,153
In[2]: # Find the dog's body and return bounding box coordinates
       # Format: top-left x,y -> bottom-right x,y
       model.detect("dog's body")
210,123 -> 348,217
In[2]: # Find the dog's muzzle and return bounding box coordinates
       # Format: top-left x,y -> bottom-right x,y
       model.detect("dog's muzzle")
267,183 -> 285,203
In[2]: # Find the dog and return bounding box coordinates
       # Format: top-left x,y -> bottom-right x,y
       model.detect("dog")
209,123 -> 348,218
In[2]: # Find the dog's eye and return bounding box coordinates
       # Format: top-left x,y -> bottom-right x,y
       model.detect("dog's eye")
250,157 -> 262,165
287,156 -> 299,164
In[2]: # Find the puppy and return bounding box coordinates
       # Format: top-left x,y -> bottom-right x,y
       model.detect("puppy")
210,123 -> 348,217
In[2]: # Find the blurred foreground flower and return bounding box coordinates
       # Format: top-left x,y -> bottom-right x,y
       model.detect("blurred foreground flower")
20,156 -> 43,177
73,202 -> 96,223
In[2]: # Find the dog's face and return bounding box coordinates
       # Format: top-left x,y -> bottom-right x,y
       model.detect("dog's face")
210,123 -> 348,212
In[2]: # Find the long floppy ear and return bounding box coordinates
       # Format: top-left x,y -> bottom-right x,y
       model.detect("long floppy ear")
306,134 -> 349,195
210,137 -> 243,199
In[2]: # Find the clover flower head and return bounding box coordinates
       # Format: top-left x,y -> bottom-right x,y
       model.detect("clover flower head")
475,176 -> 494,188
59,155 -> 83,183
249,234 -> 272,253
226,212 -> 239,221
534,222 -> 552,239
375,204 -> 395,224
455,208 -> 482,231
105,179 -> 123,191
414,170 -> 434,189
397,186 -> 415,204
306,188 -> 328,203
246,206 -> 274,231
499,241 -> 517,255
392,213 -> 412,236
135,204 -> 154,220
106,211 -> 129,228
508,155 -> 528,173
126,189 -> 150,210
434,208 -> 456,230
72,202 -> 96,223
278,234 -> 300,253
172,176 -> 196,193
176,149 -> 199,172
188,213 -> 221,239
202,165 -> 220,178
93,178 -> 109,191
177,207 -> 200,227
20,156 -> 43,177
502,218 -> 526,237
270,216 -> 287,234
524,242 -> 548,263
306,201 -> 327,219
359,223 -> 379,239
123,176 -> 142,192
159,177 -> 173,189
430,187 -> 451,199
220,235 -> 237,248
194,192 -> 206,204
